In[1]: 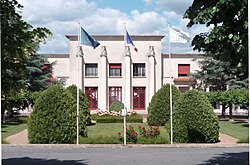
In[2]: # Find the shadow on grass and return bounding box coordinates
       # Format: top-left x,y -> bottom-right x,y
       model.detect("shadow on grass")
242,123 -> 249,127
3,157 -> 88,165
1,122 -> 20,126
198,152 -> 249,165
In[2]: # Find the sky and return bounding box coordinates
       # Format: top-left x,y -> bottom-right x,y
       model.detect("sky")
17,0 -> 210,54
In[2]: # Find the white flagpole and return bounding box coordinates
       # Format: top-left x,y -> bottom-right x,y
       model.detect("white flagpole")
168,23 -> 173,145
76,23 -> 80,145
123,22 -> 127,146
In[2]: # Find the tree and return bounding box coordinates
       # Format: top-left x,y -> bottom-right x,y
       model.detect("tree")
23,54 -> 55,92
1,0 -> 52,114
184,0 -> 248,88
192,57 -> 248,90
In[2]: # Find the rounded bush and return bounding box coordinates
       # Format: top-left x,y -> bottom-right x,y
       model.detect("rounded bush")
172,90 -> 219,143
109,101 -> 123,112
66,85 -> 92,129
147,84 -> 181,126
28,85 -> 78,144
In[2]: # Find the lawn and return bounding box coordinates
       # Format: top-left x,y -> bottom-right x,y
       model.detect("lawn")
80,123 -> 169,144
1,122 -> 27,143
219,121 -> 249,143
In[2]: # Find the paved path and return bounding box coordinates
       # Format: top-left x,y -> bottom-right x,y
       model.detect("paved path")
5,129 -> 238,145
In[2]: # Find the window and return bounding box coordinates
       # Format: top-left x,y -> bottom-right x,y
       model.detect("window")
85,64 -> 98,77
109,87 -> 122,107
133,63 -> 145,77
133,87 -> 145,110
109,64 -> 122,77
85,87 -> 98,110
178,64 -> 190,77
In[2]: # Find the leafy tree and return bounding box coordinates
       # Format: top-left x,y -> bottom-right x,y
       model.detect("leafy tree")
184,0 -> 248,88
23,54 -> 56,92
1,0 -> 52,115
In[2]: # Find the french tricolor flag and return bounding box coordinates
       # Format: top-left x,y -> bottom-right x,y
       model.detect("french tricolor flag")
126,30 -> 138,52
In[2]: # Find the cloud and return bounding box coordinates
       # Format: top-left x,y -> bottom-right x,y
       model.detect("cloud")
17,0 -> 206,54
18,0 -> 96,24
156,0 -> 193,15
142,0 -> 152,6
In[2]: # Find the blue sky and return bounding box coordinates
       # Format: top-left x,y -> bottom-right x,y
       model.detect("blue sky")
17,0 -> 209,54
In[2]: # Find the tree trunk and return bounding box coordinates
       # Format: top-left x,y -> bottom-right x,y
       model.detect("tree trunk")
229,104 -> 234,121
221,104 -> 226,118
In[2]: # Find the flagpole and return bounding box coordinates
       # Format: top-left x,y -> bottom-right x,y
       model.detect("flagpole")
123,22 -> 127,146
76,23 -> 80,145
168,23 -> 173,145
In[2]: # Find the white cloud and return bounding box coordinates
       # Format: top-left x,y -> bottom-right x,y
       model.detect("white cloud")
142,0 -> 152,6
17,0 -> 208,54
156,0 -> 193,15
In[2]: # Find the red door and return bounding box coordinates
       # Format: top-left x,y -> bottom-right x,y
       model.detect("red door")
133,87 -> 145,110
85,87 -> 98,110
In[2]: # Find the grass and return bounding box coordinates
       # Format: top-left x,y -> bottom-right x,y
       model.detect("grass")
80,123 -> 169,144
219,121 -> 249,143
1,122 -> 28,144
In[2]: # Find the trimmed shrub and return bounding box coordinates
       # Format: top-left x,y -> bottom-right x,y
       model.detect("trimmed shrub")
28,85 -> 80,144
91,114 -> 143,123
66,85 -> 92,128
147,84 -> 181,126
18,116 -> 29,124
172,90 -> 219,143
109,101 -> 124,112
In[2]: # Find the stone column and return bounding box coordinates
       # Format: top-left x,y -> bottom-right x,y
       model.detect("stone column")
99,46 -> 108,111
148,46 -> 156,102
125,46 -> 131,111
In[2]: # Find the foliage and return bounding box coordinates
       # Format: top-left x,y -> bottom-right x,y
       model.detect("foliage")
184,0 -> 248,88
18,116 -> 29,124
91,114 -> 143,123
147,84 -> 181,126
118,126 -> 138,143
138,125 -> 160,138
172,90 -> 219,143
28,85 -> 81,144
80,123 -> 169,144
66,85 -> 91,127
23,54 -> 56,92
109,101 -> 124,112
1,0 -> 52,115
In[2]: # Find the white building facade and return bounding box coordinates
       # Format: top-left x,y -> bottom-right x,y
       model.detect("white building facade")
45,35 -> 201,114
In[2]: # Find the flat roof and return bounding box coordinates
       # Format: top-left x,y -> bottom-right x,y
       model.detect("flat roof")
66,35 -> 165,41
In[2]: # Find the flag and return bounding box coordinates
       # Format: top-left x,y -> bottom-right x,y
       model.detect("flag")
170,27 -> 190,44
80,27 -> 100,49
126,30 -> 138,52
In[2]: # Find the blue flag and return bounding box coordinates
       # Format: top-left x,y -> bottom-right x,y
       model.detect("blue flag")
80,27 -> 100,49
126,30 -> 138,52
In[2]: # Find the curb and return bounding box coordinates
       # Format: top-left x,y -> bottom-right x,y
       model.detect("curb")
2,143 -> 249,148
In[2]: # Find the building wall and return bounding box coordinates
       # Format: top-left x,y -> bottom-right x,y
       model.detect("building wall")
46,35 -> 202,114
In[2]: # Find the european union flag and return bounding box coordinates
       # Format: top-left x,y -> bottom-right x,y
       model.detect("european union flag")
80,27 -> 100,49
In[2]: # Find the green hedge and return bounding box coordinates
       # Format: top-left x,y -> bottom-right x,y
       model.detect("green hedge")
18,116 -> 29,124
172,90 -> 219,143
92,114 -> 143,123
28,85 -> 82,144
147,83 -> 181,126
